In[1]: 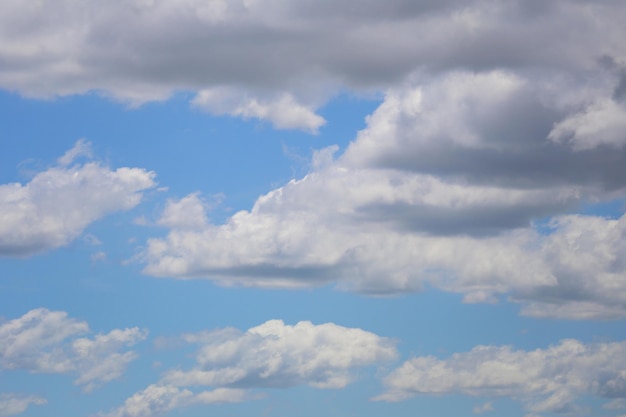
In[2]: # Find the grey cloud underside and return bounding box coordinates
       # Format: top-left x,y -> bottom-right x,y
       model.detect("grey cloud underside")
2,0 -> 625,99
353,201 -> 571,236
375,143 -> 626,190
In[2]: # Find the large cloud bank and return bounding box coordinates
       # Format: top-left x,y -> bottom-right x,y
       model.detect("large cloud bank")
143,69 -> 626,319
1,0 -> 625,130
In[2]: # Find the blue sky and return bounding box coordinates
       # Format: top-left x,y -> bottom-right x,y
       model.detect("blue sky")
2,1 -> 626,417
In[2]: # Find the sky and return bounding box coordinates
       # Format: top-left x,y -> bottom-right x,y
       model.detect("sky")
2,1 -> 626,416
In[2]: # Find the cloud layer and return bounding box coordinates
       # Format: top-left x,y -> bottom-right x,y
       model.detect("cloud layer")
377,339 -> 626,415
2,1 -> 625,130
0,308 -> 147,392
0,140 -> 156,257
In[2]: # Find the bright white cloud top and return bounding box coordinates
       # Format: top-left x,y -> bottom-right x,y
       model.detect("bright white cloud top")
2,1 -> 626,417
163,320 -> 397,389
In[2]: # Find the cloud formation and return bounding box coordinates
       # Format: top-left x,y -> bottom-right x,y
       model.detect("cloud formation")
101,320 -> 393,416
377,339 -> 626,416
0,140 -> 156,257
192,88 -> 325,133
0,308 -> 147,392
1,1 -> 625,128
163,320 -> 397,389
142,70 -> 626,319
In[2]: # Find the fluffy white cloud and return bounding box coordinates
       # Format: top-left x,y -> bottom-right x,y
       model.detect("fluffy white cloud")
100,320 -> 388,416
98,385 -> 250,417
0,308 -> 147,391
0,140 -> 156,257
0,394 -> 46,417
192,88 -> 325,133
142,70 -> 626,318
162,320 -> 397,389
376,339 -> 626,415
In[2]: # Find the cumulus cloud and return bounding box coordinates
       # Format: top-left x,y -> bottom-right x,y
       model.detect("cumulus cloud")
0,308 -> 147,391
162,320 -> 397,389
376,339 -> 626,415
0,394 -> 46,417
142,70 -> 626,318
98,385 -> 251,417
101,320 -> 391,416
0,140 -> 156,257
192,88 -> 325,133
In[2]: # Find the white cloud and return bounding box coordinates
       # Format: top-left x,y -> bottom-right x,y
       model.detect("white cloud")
0,308 -> 147,391
0,140 -> 156,257
377,339 -> 626,415
98,385 -> 252,417
0,393 -> 46,417
192,88 -> 325,133
142,71 -> 626,319
157,193 -> 209,230
162,320 -> 397,389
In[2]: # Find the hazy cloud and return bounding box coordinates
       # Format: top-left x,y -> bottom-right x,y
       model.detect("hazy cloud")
98,385 -> 251,417
0,394 -> 46,417
192,88 -> 325,133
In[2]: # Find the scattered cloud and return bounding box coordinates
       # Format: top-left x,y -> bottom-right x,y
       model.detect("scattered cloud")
376,339 -> 626,415
0,393 -> 46,417
192,88 -> 325,133
163,320 -> 397,389
0,140 -> 156,257
0,308 -> 147,391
